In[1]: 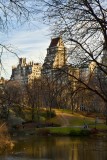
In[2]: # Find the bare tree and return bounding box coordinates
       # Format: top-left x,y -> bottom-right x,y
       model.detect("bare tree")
38,0 -> 107,122
0,80 -> 22,120
0,0 -> 40,75
42,75 -> 59,117
0,0 -> 39,31
25,79 -> 42,122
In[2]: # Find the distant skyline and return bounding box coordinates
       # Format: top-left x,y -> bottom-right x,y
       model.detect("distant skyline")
0,22 -> 51,79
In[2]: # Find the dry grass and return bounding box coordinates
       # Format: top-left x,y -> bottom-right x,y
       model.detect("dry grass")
0,123 -> 14,154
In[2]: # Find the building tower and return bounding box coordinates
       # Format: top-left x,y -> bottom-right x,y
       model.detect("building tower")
42,37 -> 66,76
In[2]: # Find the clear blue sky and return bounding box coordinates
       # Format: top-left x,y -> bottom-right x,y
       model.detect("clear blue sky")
0,21 -> 50,79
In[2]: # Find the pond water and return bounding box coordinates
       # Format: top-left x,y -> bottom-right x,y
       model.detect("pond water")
1,136 -> 107,160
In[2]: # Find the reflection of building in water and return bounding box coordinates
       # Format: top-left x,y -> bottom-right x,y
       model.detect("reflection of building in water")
12,135 -> 107,159
54,138 -> 78,160
11,58 -> 42,85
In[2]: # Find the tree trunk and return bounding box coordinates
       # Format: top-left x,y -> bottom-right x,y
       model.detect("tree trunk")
31,104 -> 35,121
104,102 -> 107,125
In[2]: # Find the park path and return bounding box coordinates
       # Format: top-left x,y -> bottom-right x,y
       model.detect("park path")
54,109 -> 76,126
54,109 -> 105,128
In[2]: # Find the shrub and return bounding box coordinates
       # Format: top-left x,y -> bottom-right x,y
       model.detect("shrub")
36,128 -> 50,136
80,129 -> 91,136
69,130 -> 80,136
69,129 -> 91,136
90,128 -> 98,134
46,110 -> 56,118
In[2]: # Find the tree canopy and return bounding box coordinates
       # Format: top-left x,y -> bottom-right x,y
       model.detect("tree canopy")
40,0 -> 107,66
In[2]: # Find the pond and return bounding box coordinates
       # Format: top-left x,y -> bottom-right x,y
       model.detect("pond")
1,136 -> 107,160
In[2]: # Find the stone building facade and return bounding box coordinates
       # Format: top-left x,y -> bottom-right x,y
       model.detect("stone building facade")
42,36 -> 106,112
42,37 -> 67,78
41,37 -> 80,109
11,58 -> 42,85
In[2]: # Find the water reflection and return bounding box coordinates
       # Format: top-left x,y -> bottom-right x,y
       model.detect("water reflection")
1,136 -> 107,160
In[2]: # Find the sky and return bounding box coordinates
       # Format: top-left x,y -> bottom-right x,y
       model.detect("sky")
0,22 -> 51,79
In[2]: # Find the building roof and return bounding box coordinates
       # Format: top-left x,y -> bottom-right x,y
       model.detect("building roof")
49,37 -> 60,47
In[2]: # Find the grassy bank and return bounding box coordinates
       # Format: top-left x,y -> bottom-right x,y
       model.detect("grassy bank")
36,127 -> 91,136
10,123 -> 107,137
35,124 -> 107,137
8,108 -> 107,137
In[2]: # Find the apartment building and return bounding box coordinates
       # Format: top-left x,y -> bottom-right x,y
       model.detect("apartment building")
42,37 -> 67,78
11,58 -> 42,85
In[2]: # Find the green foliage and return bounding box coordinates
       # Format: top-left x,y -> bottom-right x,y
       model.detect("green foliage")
49,127 -> 80,136
48,127 -> 91,136
90,124 -> 107,130
69,129 -> 80,136
69,129 -> 91,136
46,110 -> 56,118
80,130 -> 91,136
61,109 -> 74,114
69,116 -> 95,126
